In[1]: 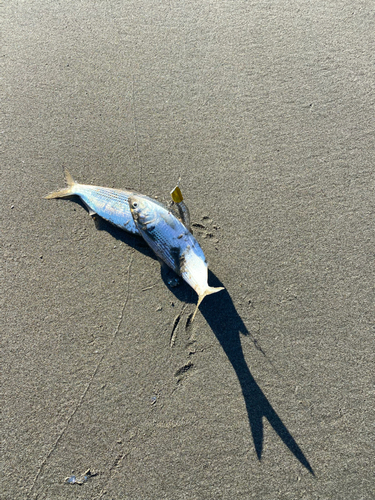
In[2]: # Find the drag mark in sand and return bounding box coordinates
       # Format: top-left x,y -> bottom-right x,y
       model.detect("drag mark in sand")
26,252 -> 134,499
169,303 -> 188,347
96,449 -> 129,498
132,76 -> 142,191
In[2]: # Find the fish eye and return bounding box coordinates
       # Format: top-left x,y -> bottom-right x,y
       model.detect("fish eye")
132,202 -> 138,208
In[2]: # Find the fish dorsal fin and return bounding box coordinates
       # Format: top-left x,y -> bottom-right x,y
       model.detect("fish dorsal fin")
170,185 -> 192,233
170,186 -> 183,204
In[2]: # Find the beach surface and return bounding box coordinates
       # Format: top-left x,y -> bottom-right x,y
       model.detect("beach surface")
2,1 -> 374,499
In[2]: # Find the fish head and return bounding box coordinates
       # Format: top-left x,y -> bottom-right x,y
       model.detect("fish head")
128,195 -> 156,228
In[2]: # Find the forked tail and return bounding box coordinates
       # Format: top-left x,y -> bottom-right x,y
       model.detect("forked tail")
45,169 -> 76,199
192,285 -> 225,322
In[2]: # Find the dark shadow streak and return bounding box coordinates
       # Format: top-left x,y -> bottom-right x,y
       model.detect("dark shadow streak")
64,201 -> 314,474
66,197 -> 157,260
197,271 -> 314,475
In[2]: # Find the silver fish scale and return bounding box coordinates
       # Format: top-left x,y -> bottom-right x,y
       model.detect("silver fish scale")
46,172 -> 172,238
146,217 -> 193,275
72,184 -> 139,234
130,197 -> 209,291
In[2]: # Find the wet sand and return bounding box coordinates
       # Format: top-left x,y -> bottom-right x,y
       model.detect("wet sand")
2,1 -> 374,499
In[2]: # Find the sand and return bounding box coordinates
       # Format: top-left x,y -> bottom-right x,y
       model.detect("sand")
2,1 -> 374,499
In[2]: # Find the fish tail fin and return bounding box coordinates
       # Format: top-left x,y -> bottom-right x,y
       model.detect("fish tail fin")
45,169 -> 76,199
191,286 -> 225,322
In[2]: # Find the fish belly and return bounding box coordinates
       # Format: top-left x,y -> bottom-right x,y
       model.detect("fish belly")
180,243 -> 209,295
75,185 -> 139,234
139,211 -> 209,295
140,218 -> 182,273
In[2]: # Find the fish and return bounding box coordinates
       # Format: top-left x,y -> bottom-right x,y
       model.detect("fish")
45,170 -> 142,235
45,171 -> 192,236
129,194 -> 224,320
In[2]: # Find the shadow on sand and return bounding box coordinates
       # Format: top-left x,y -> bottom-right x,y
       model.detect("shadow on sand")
160,263 -> 314,474
65,203 -> 314,474
197,272 -> 314,475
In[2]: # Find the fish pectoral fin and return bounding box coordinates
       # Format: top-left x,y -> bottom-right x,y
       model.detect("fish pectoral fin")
79,199 -> 97,217
191,285 -> 225,322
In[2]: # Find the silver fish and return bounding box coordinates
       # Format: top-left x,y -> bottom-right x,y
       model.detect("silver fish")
45,171 -> 191,236
129,194 -> 224,320
46,170 -> 148,235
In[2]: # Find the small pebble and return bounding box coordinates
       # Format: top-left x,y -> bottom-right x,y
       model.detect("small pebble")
167,276 -> 180,287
